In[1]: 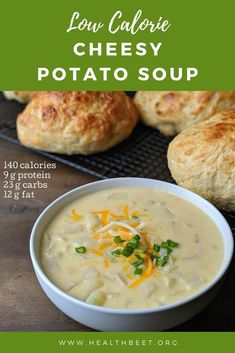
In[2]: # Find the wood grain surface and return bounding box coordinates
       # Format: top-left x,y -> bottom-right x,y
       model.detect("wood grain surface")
0,139 -> 234,331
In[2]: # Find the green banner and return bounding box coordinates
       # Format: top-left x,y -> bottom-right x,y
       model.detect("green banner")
0,0 -> 234,89
0,332 -> 235,353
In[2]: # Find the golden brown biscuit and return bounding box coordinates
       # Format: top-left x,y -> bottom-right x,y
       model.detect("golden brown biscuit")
134,91 -> 235,136
167,110 -> 235,211
17,91 -> 139,155
3,91 -> 37,103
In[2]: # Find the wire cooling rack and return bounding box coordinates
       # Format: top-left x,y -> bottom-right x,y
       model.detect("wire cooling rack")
0,92 -> 174,180
0,91 -> 234,234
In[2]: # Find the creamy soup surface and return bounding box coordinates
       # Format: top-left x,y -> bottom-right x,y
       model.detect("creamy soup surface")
41,187 -> 224,309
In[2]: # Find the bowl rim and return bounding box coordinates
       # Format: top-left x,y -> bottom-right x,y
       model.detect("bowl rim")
30,177 -> 234,315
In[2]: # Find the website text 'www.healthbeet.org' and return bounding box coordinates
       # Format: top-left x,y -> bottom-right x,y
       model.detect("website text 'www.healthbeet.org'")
58,338 -> 178,347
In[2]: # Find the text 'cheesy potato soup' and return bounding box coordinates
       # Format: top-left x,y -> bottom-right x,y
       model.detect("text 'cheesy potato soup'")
41,187 -> 224,309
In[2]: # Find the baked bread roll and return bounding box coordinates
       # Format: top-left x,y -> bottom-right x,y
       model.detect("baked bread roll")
17,91 -> 138,155
167,110 -> 235,211
3,91 -> 37,103
134,91 -> 235,136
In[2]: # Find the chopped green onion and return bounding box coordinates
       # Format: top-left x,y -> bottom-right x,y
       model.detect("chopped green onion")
161,239 -> 178,250
75,246 -> 86,254
135,254 -> 144,260
152,254 -> 169,267
131,257 -> 145,268
156,255 -> 169,267
151,254 -> 159,262
129,234 -> 141,245
134,268 -> 143,275
135,246 -> 147,253
151,239 -> 179,267
132,215 -> 139,220
114,235 -> 125,244
112,249 -> 122,256
122,246 -> 134,257
153,243 -> 160,252
122,234 -> 140,257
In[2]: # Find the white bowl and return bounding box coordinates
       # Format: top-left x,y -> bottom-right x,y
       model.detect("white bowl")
30,178 -> 233,331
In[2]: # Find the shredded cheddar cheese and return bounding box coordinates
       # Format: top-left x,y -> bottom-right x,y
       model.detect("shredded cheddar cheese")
110,204 -> 130,220
86,205 -> 172,289
123,204 -> 130,219
91,249 -> 104,257
117,228 -> 132,240
129,256 -> 153,288
141,231 -> 152,252
70,209 -> 82,221
92,210 -> 110,225
97,221 -> 141,237
112,242 -> 123,248
104,259 -> 110,268
132,211 -> 147,218
131,221 -> 140,228
99,243 -> 112,250
102,234 -> 113,239
110,212 -> 124,220
127,255 -> 137,263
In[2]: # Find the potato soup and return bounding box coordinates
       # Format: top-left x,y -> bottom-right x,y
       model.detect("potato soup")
40,187 -> 224,309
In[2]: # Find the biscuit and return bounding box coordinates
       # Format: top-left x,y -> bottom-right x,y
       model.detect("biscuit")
3,91 -> 37,103
167,110 -> 235,211
17,91 -> 139,155
134,91 -> 235,136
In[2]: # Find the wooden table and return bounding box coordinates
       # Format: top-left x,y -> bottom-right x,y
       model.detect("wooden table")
1,139 -> 234,331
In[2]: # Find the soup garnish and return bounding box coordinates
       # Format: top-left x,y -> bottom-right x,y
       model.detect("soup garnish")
41,187 -> 224,309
